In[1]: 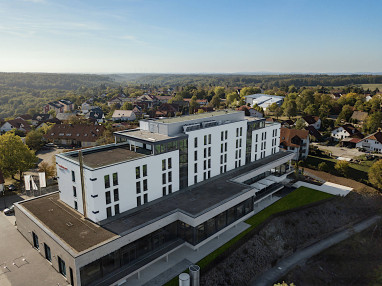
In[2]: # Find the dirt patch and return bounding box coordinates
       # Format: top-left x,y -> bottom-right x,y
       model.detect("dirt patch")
200,193 -> 382,286
282,220 -> 382,286
304,168 -> 379,195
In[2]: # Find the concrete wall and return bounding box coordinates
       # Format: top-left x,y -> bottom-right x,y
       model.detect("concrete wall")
293,181 -> 352,196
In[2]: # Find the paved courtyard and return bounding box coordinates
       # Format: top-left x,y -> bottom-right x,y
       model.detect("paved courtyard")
312,143 -> 371,159
0,210 -> 69,286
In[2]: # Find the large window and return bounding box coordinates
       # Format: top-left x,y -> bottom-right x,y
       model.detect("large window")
73,186 -> 77,197
106,207 -> 112,218
113,189 -> 119,201
112,173 -> 118,186
143,164 -> 147,177
58,256 -> 66,277
105,191 -> 111,204
32,232 -> 39,249
71,171 -> 75,182
136,167 -> 140,179
104,175 -> 110,189
44,243 -> 51,262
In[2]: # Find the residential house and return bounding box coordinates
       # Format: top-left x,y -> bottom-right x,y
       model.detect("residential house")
157,95 -> 173,103
350,111 -> 368,124
302,115 -> 321,130
16,114 -> 33,121
305,126 -> 323,142
0,169 -> 4,193
331,124 -> 363,141
59,100 -> 75,112
280,127 -> 310,160
107,96 -> 135,108
56,112 -> 77,122
84,108 -> 105,124
356,131 -> 382,153
31,114 -> 51,126
36,118 -> 62,131
0,118 -> 31,133
132,106 -> 143,119
43,100 -> 74,114
112,110 -> 137,121
281,119 -> 295,128
136,94 -> 158,108
44,124 -> 105,147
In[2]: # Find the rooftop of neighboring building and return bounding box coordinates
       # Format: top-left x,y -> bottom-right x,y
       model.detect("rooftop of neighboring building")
115,128 -> 182,143
302,115 -> 320,124
17,193 -> 118,254
3,118 -> 31,131
305,125 -> 323,140
44,124 -> 105,143
362,130 -> 382,144
280,127 -> 309,148
350,110 -> 368,122
244,93 -> 284,99
152,110 -> 241,124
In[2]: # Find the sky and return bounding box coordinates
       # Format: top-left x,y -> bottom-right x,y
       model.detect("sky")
0,0 -> 382,74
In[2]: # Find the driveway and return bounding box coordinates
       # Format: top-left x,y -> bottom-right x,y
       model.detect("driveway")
0,205 -> 69,286
36,146 -> 69,166
311,143 -> 370,159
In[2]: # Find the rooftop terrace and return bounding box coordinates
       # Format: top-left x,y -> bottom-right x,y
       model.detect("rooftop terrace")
152,110 -> 240,124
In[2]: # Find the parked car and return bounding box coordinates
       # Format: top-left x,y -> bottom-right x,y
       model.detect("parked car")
7,184 -> 16,191
3,205 -> 14,215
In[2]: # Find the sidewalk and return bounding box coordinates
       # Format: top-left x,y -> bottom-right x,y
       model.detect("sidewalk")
251,215 -> 381,286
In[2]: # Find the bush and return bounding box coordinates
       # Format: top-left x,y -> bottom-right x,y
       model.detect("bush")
318,162 -> 329,172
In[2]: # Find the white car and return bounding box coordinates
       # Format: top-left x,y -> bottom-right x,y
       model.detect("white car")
3,205 -> 14,215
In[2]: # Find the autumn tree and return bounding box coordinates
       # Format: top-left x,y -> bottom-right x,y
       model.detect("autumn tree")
369,160 -> 382,189
189,95 -> 199,114
295,118 -> 305,129
335,160 -> 350,177
122,102 -> 133,110
214,86 -> 225,99
336,105 -> 353,125
38,162 -> 56,178
240,86 -> 261,97
25,130 -> 44,151
0,132 -> 38,179
210,94 -> 221,108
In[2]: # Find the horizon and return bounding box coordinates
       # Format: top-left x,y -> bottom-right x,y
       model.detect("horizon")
1,0 -> 382,73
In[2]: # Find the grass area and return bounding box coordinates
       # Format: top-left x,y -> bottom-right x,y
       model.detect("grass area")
164,186 -> 333,286
303,155 -> 369,182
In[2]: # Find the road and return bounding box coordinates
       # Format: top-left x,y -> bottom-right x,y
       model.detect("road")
251,215 -> 381,286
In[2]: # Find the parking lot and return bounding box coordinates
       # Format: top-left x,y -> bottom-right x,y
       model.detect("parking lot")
311,143 -> 377,159
0,198 -> 69,286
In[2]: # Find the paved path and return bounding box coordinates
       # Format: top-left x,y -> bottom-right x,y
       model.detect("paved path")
251,215 -> 381,286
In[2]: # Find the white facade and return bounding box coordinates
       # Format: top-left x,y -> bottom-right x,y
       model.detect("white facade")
304,119 -> 321,130
331,127 -> 351,141
356,137 -> 382,153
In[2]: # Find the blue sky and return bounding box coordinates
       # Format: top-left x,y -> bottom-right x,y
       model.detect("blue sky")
1,0 -> 381,73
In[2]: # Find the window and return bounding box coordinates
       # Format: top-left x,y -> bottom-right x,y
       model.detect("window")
73,186 -> 77,197
208,147 -> 211,157
225,142 -> 227,151
104,175 -> 110,188
225,130 -> 228,139
239,139 -> 242,147
143,179 -> 148,191
204,135 -> 207,145
194,175 -> 197,184
240,127 -> 243,136
235,150 -> 238,159
105,191 -> 111,204
162,173 -> 166,184
74,201 -> 78,210
194,137 -> 198,148
112,173 -> 118,186
163,186 -> 166,196
113,189 -> 119,201
168,185 -> 172,194
114,204 -> 120,215
221,144 -> 223,152
194,150 -> 197,161
136,181 -> 141,194
204,160 -> 207,170
208,134 -> 211,144
143,165 -> 147,177
143,194 -> 148,203
168,172 -> 172,183
162,159 -> 166,171
220,166 -> 223,174
208,159 -> 211,168
44,243 -> 51,262
203,172 -> 206,180
137,196 -> 141,206
71,171 -> 75,182
236,128 -> 239,137
106,207 -> 112,218
58,256 -> 66,277
204,148 -> 207,158
224,154 -> 227,162
221,131 -> 224,141
236,140 -> 238,148
136,166 -> 140,179
168,158 -> 172,169
224,165 -> 227,172
32,232 -> 39,249
208,170 -> 211,178
194,163 -> 197,173
220,155 -> 223,164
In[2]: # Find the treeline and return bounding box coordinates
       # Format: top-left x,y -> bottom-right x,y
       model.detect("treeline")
116,73 -> 382,89
0,72 -> 113,90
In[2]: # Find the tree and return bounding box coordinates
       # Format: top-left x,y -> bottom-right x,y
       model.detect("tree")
241,86 -> 261,97
38,162 -> 56,178
267,102 -> 279,113
122,102 -> 133,110
210,94 -> 221,108
189,95 -> 199,114
25,130 -> 44,151
274,106 -> 283,119
336,105 -> 353,125
0,133 -> 38,179
226,92 -> 239,106
318,162 -> 329,172
335,160 -> 350,177
214,86 -> 225,99
48,109 -> 56,118
369,160 -> 382,189
295,118 -> 305,129
363,112 -> 382,134
283,99 -> 297,118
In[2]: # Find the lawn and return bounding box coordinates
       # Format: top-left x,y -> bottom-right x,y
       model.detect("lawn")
164,186 -> 333,285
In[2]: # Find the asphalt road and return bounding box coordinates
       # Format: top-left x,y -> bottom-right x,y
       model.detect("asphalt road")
251,215 -> 381,286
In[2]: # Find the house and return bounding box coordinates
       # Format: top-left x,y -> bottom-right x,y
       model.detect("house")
16,114 -> 33,121
43,100 -> 74,114
331,124 -> 363,141
80,102 -> 94,113
56,112 -> 77,122
0,118 -> 31,133
237,106 -> 263,117
15,111 -> 294,286
305,126 -> 323,142
280,127 -> 310,160
132,106 -> 143,119
31,114 -> 51,126
244,94 -> 284,111
44,124 -> 105,147
136,94 -> 158,108
112,110 -> 137,121
356,131 -> 382,153
350,111 -> 368,124
151,103 -> 178,118
281,119 -> 295,128
35,118 -> 62,131
0,169 -> 4,193
156,95 -> 173,103
302,115 -> 321,130
107,96 -> 135,108
84,108 -> 105,124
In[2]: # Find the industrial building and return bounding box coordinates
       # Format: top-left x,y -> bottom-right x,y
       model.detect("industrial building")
15,110 -> 294,286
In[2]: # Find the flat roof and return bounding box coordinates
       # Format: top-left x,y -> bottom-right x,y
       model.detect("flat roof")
19,193 -> 118,253
103,151 -> 293,235
153,110 -> 241,124
66,145 -> 147,168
